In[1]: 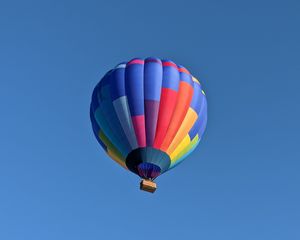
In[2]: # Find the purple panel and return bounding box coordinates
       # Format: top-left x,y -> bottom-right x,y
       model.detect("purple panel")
145,100 -> 160,146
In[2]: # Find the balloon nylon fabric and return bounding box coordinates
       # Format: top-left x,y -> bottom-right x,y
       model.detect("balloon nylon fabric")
90,57 -> 207,179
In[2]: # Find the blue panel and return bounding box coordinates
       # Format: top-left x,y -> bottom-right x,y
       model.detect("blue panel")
190,83 -> 204,113
100,71 -> 112,86
179,71 -> 193,86
125,61 -> 145,116
188,116 -> 202,140
144,58 -> 162,101
161,60 -> 180,91
90,107 -> 100,133
110,64 -> 126,100
90,86 -> 100,113
188,95 -> 207,139
198,101 -> 208,138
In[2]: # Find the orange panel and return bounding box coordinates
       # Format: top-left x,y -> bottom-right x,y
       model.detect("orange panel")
160,82 -> 193,152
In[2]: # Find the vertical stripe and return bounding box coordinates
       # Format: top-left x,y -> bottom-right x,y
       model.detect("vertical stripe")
113,97 -> 138,149
144,100 -> 160,146
110,65 -> 126,100
144,58 -> 162,146
131,115 -> 146,147
125,59 -> 146,147
153,61 -> 180,149
110,64 -> 138,149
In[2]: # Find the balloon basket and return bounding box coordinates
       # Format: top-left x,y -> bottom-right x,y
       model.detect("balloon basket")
140,179 -> 157,193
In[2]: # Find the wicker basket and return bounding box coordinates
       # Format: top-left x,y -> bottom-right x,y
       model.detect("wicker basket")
140,179 -> 157,193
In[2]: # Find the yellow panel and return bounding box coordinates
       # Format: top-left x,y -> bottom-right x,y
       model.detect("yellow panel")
166,108 -> 198,155
170,135 -> 191,160
171,134 -> 199,163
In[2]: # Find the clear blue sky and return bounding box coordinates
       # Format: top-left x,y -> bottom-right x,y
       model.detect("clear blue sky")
0,0 -> 299,239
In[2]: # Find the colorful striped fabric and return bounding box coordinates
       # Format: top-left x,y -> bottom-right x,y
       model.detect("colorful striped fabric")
90,57 -> 207,179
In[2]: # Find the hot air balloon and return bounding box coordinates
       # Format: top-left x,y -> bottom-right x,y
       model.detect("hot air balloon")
90,57 -> 207,193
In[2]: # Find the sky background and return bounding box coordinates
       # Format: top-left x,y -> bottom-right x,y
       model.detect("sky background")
0,0 -> 299,239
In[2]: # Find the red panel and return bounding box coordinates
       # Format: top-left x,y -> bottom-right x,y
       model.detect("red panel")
132,115 -> 146,147
153,88 -> 178,149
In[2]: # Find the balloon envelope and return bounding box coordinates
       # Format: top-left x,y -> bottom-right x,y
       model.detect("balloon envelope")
90,58 -> 207,179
